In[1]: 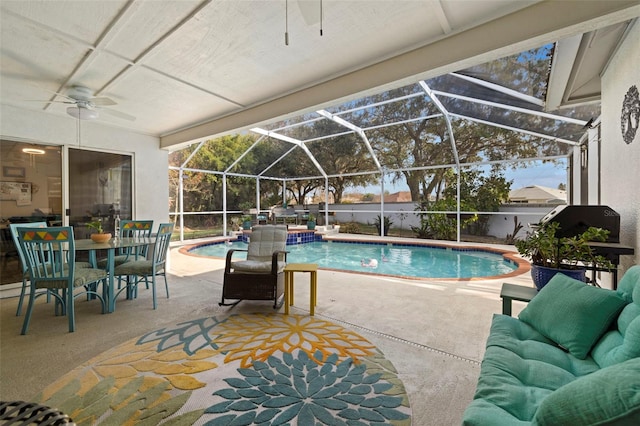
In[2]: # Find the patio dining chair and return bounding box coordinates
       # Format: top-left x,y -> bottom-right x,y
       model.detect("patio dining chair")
10,223 -> 94,317
220,225 -> 288,309
111,223 -> 174,310
17,226 -> 107,334
9,221 -> 47,316
97,219 -> 154,269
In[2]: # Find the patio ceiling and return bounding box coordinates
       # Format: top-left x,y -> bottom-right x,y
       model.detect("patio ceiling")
1,1 -> 639,152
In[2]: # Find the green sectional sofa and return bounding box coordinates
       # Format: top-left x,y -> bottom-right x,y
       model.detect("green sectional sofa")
463,265 -> 640,425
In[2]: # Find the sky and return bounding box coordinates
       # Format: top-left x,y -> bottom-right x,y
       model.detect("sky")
356,160 -> 568,196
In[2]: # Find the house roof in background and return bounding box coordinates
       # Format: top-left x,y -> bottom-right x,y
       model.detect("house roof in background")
509,185 -> 567,204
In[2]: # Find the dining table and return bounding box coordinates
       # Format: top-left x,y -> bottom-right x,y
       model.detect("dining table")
75,236 -> 156,313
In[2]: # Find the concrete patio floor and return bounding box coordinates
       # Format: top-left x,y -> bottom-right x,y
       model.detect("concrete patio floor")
0,235 -> 536,425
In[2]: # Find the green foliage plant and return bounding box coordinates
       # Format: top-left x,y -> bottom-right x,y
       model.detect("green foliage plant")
86,220 -> 105,234
411,199 -> 477,241
340,222 -> 360,234
515,221 -> 613,270
372,215 -> 393,236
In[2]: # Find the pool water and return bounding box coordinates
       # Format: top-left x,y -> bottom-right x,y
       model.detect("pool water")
189,241 -> 517,279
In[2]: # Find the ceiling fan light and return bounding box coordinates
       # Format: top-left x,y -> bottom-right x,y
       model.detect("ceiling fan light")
22,148 -> 45,155
67,106 -> 98,120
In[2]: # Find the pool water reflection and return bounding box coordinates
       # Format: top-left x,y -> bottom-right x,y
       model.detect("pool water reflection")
188,240 -> 519,279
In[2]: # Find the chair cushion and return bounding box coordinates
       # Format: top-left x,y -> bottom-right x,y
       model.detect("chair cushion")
34,267 -> 107,289
518,273 -> 627,359
231,260 -> 286,273
247,226 -> 287,263
114,260 -> 155,275
97,255 -> 132,269
462,314 -> 600,425
532,357 -> 640,426
73,268 -> 108,287
590,266 -> 640,368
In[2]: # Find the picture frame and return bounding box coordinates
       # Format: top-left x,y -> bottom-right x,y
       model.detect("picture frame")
3,166 -> 25,178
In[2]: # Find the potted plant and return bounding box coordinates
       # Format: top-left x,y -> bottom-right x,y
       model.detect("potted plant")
86,220 -> 112,243
515,221 -> 613,290
241,215 -> 252,230
307,213 -> 316,230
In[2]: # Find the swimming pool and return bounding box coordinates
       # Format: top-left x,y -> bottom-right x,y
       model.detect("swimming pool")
185,240 -> 522,280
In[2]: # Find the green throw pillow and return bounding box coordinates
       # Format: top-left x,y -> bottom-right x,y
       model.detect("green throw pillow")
518,273 -> 626,359
532,357 -> 640,425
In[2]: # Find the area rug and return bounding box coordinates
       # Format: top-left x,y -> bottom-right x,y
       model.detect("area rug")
35,313 -> 412,425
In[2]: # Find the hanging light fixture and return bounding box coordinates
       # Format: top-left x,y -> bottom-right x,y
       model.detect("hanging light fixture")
284,0 -> 289,45
320,0 -> 323,36
22,147 -> 45,155
67,106 -> 99,120
284,0 -> 323,45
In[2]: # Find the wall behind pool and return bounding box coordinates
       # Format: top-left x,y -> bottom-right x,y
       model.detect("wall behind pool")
601,20 -> 640,271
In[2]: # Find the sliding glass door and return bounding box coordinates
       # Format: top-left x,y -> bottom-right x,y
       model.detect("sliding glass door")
0,143 -> 133,285
68,148 -> 132,239
1,140 -> 62,285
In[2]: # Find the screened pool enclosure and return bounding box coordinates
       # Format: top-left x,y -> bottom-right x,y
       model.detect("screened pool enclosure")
169,45 -> 599,242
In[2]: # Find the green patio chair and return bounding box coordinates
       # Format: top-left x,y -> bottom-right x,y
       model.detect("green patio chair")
97,219 -> 154,269
112,223 -> 173,310
10,222 -> 94,316
9,221 -> 47,316
17,226 -> 107,334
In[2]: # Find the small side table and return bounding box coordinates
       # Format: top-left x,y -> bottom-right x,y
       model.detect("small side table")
284,263 -> 318,315
500,283 -> 538,316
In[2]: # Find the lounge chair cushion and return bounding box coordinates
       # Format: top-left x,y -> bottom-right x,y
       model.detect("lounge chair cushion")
532,357 -> 640,425
518,273 -> 626,359
246,226 -> 287,263
231,260 -> 286,273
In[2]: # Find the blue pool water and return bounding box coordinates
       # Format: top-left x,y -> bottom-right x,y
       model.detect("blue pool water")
189,241 -> 518,279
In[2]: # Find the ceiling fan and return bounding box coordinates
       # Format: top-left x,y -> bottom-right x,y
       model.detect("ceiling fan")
40,85 -> 136,122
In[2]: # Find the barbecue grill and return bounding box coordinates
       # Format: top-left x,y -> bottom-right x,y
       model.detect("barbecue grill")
539,205 -> 620,242
538,205 -> 633,288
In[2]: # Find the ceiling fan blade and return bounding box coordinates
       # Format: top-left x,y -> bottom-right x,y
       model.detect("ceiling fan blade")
99,107 -> 136,122
24,99 -> 75,104
92,97 -> 117,106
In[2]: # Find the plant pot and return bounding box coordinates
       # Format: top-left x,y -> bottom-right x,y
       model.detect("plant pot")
307,221 -> 316,230
242,221 -> 252,230
530,264 -> 586,291
91,233 -> 112,243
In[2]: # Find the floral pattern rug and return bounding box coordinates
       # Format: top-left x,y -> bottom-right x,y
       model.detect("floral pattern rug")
36,313 -> 412,425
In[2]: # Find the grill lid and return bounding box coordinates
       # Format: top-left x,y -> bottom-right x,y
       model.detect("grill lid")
539,205 -> 620,243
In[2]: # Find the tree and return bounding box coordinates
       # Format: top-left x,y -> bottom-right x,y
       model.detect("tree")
168,135 -> 259,224
357,45 -> 585,201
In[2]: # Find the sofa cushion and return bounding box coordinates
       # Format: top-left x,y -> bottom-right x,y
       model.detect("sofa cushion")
532,357 -> 640,425
518,273 -> 626,359
591,266 -> 640,368
462,314 -> 600,425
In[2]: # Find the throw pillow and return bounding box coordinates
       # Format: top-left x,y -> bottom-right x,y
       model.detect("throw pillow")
518,273 -> 627,359
532,357 -> 640,425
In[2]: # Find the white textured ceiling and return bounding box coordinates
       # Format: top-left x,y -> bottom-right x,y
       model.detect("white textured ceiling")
1,0 -> 638,150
